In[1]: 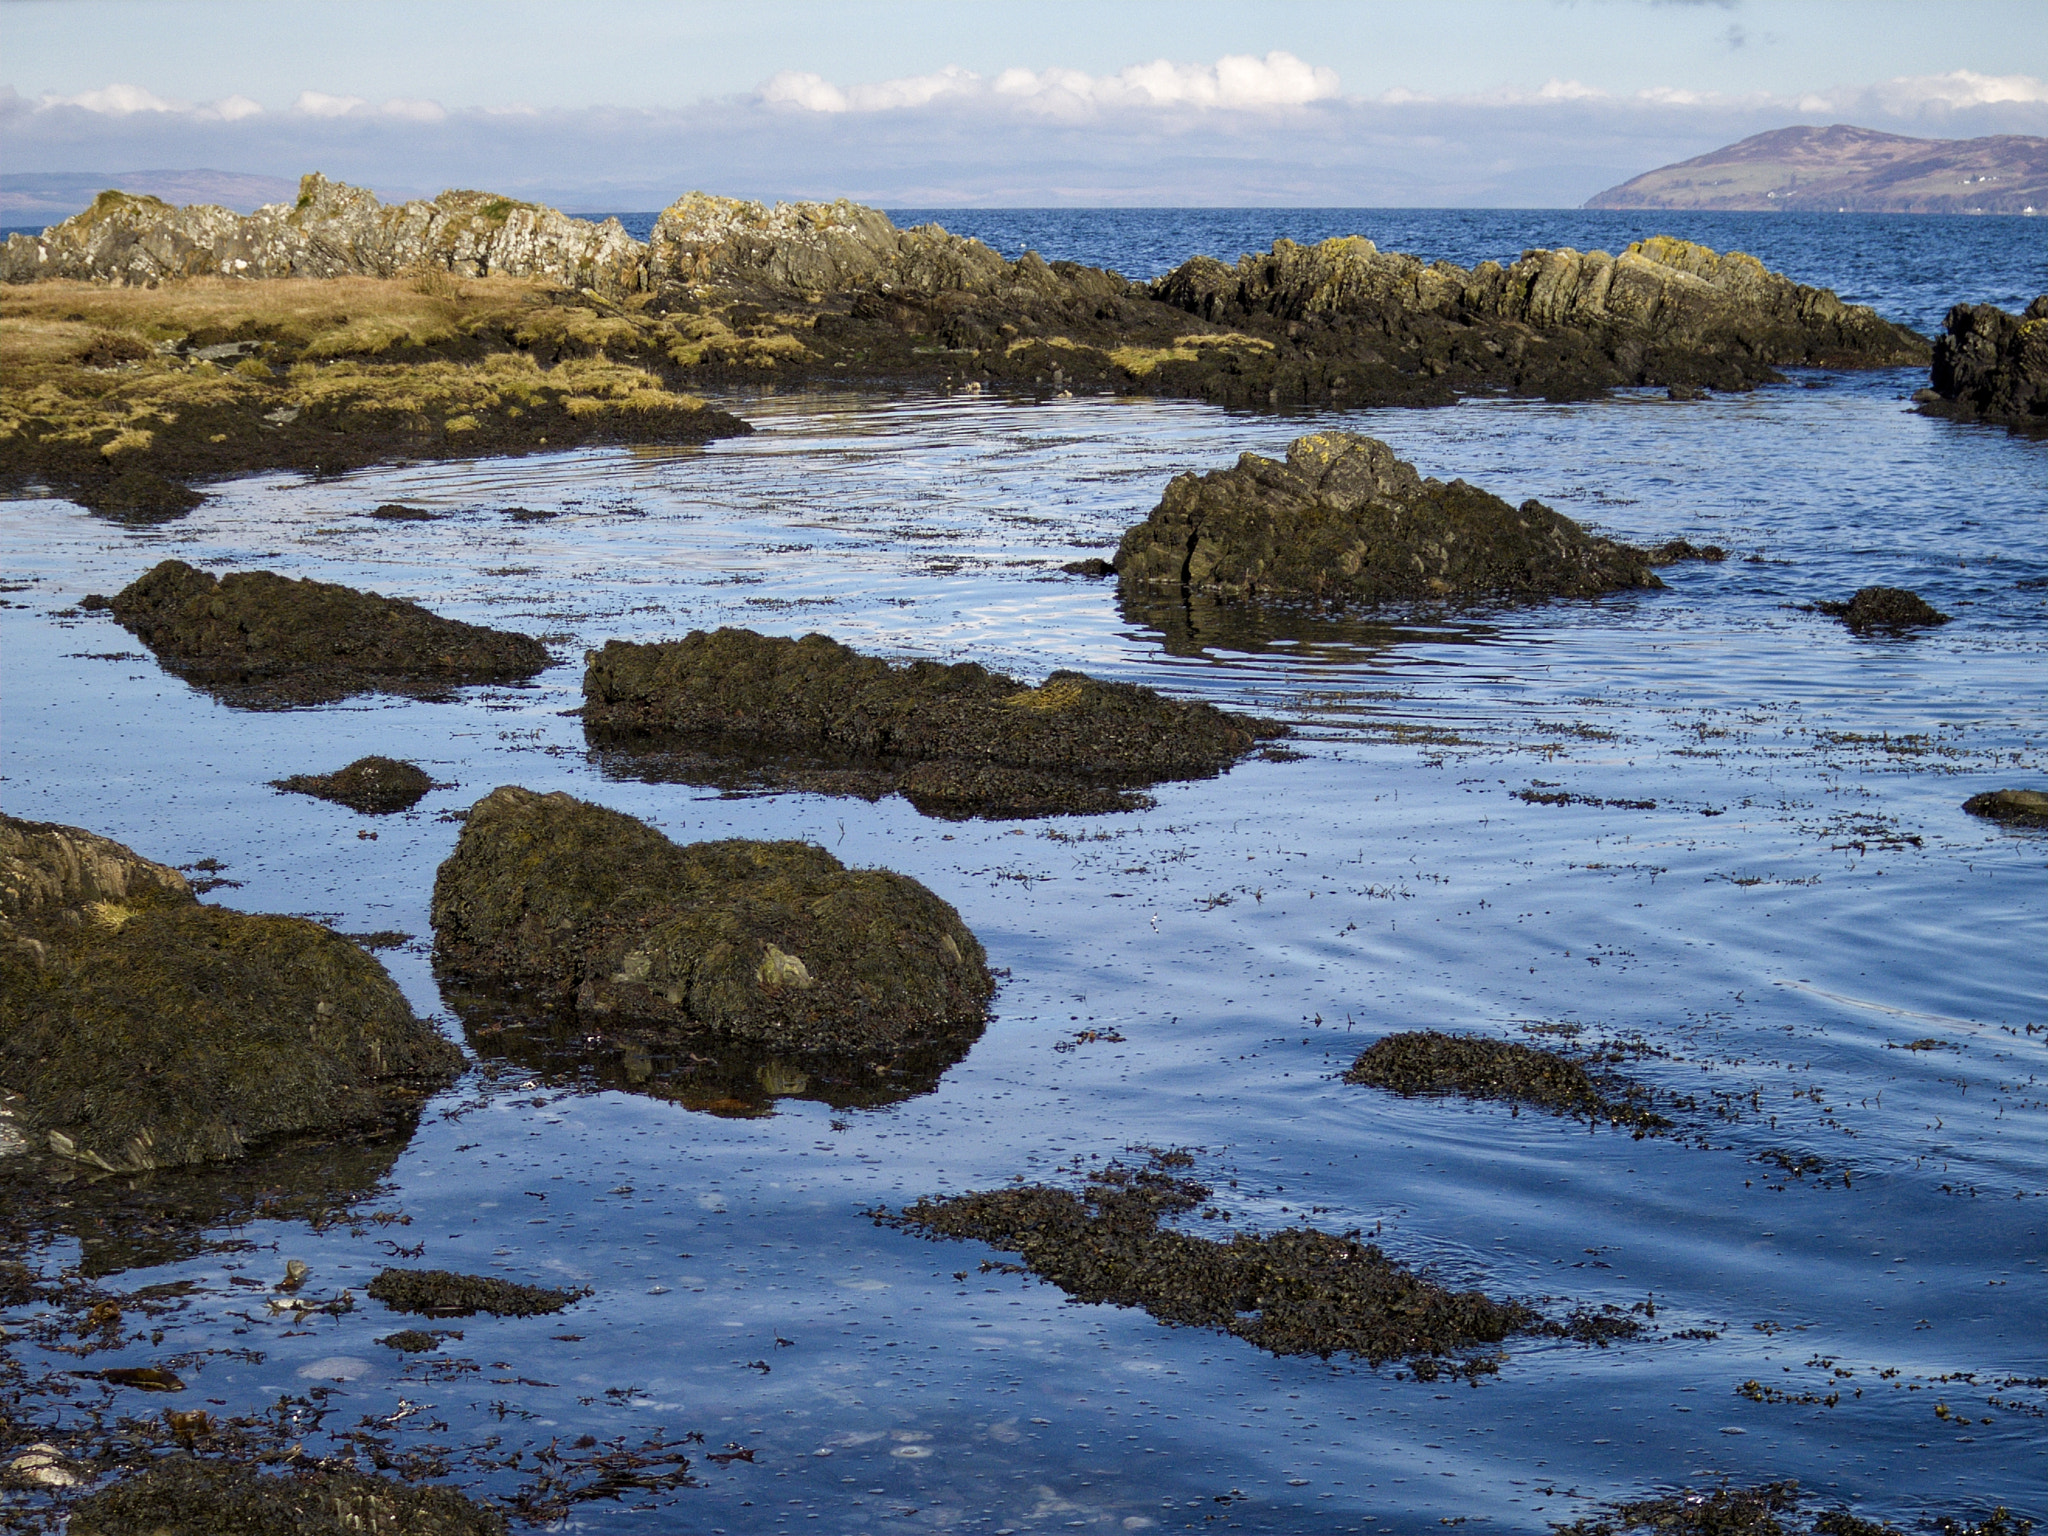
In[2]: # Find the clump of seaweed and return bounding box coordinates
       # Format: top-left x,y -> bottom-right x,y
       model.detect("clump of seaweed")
581,627 -> 1279,819
0,813 -> 462,1174
375,1329 -> 447,1352
1554,1483 -> 2030,1536
1345,1030 -> 1672,1134
107,559 -> 550,706
63,1455 -> 508,1536
1962,788 -> 2048,829
1817,586 -> 1951,633
365,1267 -> 588,1319
272,756 -> 433,814
883,1154 -> 1543,1379
431,786 -> 994,1057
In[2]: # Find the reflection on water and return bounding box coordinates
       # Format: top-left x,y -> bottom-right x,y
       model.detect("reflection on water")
1117,581 -> 1501,663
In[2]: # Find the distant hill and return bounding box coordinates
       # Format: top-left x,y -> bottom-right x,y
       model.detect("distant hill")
1585,125 -> 2047,214
0,170 -> 300,226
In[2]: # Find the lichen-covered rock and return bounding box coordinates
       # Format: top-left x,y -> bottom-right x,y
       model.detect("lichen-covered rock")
110,559 -> 550,705
0,813 -> 461,1173
1115,432 -> 1709,605
1925,296 -> 2048,432
65,1456 -> 507,1536
1817,586 -> 1951,633
272,756 -> 433,814
431,786 -> 993,1054
1963,788 -> 2048,829
582,628 -> 1275,818
649,192 -> 1008,296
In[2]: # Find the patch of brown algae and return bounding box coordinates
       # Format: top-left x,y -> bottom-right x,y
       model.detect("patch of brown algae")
1346,1030 -> 1672,1135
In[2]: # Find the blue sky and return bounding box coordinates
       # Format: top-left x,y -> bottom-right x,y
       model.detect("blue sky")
4,0 -> 2044,206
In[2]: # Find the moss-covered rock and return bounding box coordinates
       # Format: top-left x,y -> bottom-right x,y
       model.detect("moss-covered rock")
366,1267 -> 586,1318
1817,586 -> 1951,633
431,786 -> 993,1056
1115,433 -> 1713,606
65,1456 -> 507,1536
272,756 -> 433,814
1963,788 -> 2048,829
0,812 -> 461,1173
582,627 -> 1276,819
109,559 -> 550,706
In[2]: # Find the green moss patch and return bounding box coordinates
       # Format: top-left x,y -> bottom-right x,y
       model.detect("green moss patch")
582,627 -> 1278,819
273,755 -> 433,814
110,559 -> 550,706
366,1267 -> 588,1318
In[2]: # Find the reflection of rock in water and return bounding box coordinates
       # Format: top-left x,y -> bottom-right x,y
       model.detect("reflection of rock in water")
0,1120 -> 414,1279
1116,582 -> 1482,661
446,981 -> 979,1118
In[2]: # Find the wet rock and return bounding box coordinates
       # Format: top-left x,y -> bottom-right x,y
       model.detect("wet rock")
1924,295 -> 2048,432
430,786 -> 994,1056
367,502 -> 439,521
581,627 -> 1277,819
1963,788 -> 2048,829
109,559 -> 550,706
1817,586 -> 1952,633
0,812 -> 461,1174
1115,432 -> 1703,605
65,1455 -> 507,1536
273,756 -> 433,814
366,1267 -> 587,1318
376,1328 -> 445,1351
1345,1030 -> 1670,1133
1060,557 -> 1116,577
1645,538 -> 1728,565
884,1155 -> 1538,1376
72,469 -> 206,524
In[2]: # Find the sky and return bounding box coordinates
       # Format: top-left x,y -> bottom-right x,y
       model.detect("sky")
3,0 -> 2045,208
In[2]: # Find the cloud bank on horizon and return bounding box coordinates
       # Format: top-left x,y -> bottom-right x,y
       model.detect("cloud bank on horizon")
7,48 -> 2047,211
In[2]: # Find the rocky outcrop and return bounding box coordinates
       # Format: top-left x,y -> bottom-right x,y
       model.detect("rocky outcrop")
1154,234 -> 1928,396
1114,432 -> 1716,606
1,174 -> 644,290
649,192 -> 1008,297
1925,296 -> 2048,432
109,559 -> 551,706
0,813 -> 462,1174
430,787 -> 994,1055
581,628 -> 1277,818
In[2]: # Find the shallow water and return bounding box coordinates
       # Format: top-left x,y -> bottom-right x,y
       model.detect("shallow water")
2,369 -> 2043,1532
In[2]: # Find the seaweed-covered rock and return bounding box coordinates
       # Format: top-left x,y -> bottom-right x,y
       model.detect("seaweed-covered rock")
1963,788 -> 2048,829
1925,295 -> 2048,432
1346,1030 -> 1671,1133
1115,433 -> 1709,605
1817,586 -> 1951,632
0,812 -> 461,1173
109,559 -> 550,706
273,756 -> 433,814
65,1455 -> 507,1536
582,627 -> 1276,818
366,1267 -> 586,1318
885,1156 -> 1537,1376
431,786 -> 993,1055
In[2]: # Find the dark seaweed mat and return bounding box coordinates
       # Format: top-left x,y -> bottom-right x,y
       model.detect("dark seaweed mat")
1962,788 -> 2048,829
1346,1030 -> 1672,1134
272,756 -> 432,815
365,1267 -> 588,1319
1554,1479 -> 2031,1536
1816,586 -> 1951,633
63,1455 -> 508,1536
882,1155 -> 1638,1379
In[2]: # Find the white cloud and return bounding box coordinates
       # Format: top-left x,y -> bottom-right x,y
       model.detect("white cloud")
381,97 -> 448,122
213,95 -> 265,121
293,90 -> 368,117
762,51 -> 1340,117
39,82 -> 186,114
1858,69 -> 2048,111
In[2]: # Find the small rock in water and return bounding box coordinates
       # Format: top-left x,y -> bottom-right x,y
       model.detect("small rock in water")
1962,788 -> 2048,828
1817,586 -> 1951,632
272,756 -> 433,814
368,502 -> 440,521
367,1266 -> 589,1318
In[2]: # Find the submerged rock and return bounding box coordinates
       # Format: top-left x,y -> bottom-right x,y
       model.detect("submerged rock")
272,756 -> 433,814
366,1267 -> 586,1318
1924,296 -> 2048,432
0,813 -> 461,1174
1115,432 -> 1715,605
1345,1030 -> 1670,1133
65,1455 -> 507,1536
582,628 -> 1277,818
1963,788 -> 2048,829
1817,586 -> 1951,633
109,559 -> 550,705
430,786 -> 993,1056
886,1154 -> 1586,1378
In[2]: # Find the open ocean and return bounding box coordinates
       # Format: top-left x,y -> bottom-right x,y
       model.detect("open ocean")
2,209 -> 2043,1531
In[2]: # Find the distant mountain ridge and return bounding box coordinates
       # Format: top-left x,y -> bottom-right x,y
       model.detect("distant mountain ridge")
1586,125 -> 2046,214
1,170 -> 304,225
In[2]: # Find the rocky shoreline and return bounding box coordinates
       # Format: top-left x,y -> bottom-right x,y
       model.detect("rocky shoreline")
1920,295 -> 2048,433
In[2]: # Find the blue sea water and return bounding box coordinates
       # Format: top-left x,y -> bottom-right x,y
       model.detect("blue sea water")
1,214 -> 2043,1531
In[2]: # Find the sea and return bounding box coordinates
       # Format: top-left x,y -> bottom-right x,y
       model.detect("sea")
1,210 -> 2043,1532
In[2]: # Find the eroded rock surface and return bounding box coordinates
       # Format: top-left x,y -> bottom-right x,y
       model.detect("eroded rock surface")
1925,296 -> 2048,432
110,559 -> 550,705
0,813 -> 461,1174
1115,432 -> 1716,605
582,628 -> 1276,817
430,786 -> 993,1055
